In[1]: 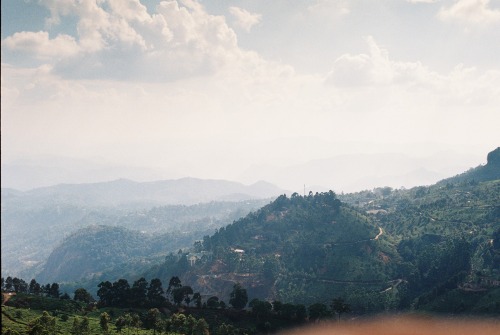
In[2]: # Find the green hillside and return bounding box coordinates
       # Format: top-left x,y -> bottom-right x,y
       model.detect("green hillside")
144,149 -> 500,314
2,148 -> 498,331
147,191 -> 402,309
2,197 -> 269,280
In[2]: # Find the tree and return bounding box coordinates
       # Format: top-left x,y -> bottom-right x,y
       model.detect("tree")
29,311 -> 56,335
112,279 -> 130,307
74,288 -> 93,303
167,276 -> 182,296
49,283 -> 60,298
308,303 -> 330,321
80,317 -> 91,335
29,279 -> 41,295
272,300 -> 283,314
5,277 -> 13,292
280,303 -> 297,321
43,284 -> 51,296
12,278 -> 21,293
295,304 -> 307,323
99,312 -> 111,335
97,281 -> 113,306
71,317 -> 80,335
193,292 -> 202,308
144,308 -> 162,334
147,278 -> 166,307
229,283 -> 248,310
193,318 -> 210,335
331,297 -> 350,321
114,316 -> 127,334
130,277 -> 148,307
169,313 -> 187,334
207,296 -> 220,309
249,299 -> 272,320
172,286 -> 193,306
216,323 -> 238,335
130,313 -> 142,333
71,316 -> 90,335
12,278 -> 27,293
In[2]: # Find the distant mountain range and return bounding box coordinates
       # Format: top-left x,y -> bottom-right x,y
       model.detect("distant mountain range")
137,147 -> 499,313
1,177 -> 284,280
2,178 -> 286,208
2,147 -> 498,316
2,150 -> 483,193
239,151 -> 483,192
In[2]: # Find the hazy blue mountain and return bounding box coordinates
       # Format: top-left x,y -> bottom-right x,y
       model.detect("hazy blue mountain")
1,176 -> 281,279
1,155 -> 180,191
2,177 -> 285,209
239,151 -> 482,193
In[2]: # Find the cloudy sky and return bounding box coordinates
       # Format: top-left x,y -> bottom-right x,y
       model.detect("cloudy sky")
2,0 -> 499,190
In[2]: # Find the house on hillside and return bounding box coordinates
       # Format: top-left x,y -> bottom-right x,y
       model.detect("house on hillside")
186,251 -> 213,266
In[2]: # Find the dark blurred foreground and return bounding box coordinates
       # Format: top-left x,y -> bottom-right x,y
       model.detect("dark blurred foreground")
280,316 -> 500,335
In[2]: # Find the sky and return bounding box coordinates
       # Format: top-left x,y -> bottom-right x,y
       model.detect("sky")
1,0 -> 500,191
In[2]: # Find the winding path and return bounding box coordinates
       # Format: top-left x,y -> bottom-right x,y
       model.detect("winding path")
373,227 -> 383,240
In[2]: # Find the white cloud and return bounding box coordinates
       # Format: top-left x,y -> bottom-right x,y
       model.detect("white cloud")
439,0 -> 500,25
2,0 -> 270,81
229,6 -> 262,32
324,36 -> 500,116
326,36 -> 438,87
2,31 -> 80,60
2,0 -> 499,182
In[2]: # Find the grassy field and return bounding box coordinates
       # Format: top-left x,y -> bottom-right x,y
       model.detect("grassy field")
1,304 -> 178,334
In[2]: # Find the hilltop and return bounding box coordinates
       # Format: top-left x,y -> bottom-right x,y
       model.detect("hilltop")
143,148 -> 500,314
2,147 -> 499,322
147,191 -> 400,308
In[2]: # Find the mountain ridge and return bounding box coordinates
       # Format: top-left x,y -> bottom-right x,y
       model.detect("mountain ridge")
2,177 -> 286,208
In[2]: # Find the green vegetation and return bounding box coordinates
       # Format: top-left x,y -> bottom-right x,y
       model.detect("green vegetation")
2,148 -> 499,333
2,281 -> 349,334
2,195 -> 270,281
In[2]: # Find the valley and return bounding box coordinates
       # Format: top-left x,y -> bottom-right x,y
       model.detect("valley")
1,147 -> 499,334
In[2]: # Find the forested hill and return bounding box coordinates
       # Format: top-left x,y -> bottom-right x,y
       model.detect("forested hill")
147,191 -> 398,307
144,149 -> 500,314
35,225 -> 196,284
438,146 -> 500,184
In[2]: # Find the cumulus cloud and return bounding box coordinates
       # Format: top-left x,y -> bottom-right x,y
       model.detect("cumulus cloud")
2,31 -> 80,60
2,0 -> 272,81
229,6 -> 262,32
438,0 -> 500,25
325,36 -> 439,87
324,35 -> 500,121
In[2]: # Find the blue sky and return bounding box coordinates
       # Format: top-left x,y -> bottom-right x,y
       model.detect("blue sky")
2,0 -> 500,190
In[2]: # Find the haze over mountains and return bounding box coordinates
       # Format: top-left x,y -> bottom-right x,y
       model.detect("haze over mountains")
1,147 -> 499,332
1,149 -> 483,193
16,147 -> 500,315
2,178 -> 284,208
1,177 -> 282,279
